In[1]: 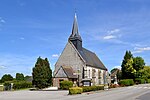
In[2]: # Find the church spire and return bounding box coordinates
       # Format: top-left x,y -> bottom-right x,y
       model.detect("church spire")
69,13 -> 82,51
69,13 -> 82,41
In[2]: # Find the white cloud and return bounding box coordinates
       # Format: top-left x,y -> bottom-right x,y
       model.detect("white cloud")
102,29 -> 121,40
132,47 -> 150,54
103,35 -> 117,40
107,29 -> 120,34
0,65 -> 6,69
52,54 -> 59,58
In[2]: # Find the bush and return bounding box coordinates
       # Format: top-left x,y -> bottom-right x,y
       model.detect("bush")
60,80 -> 73,90
69,87 -> 83,95
109,84 -> 119,88
4,81 -> 11,90
81,85 -> 104,92
13,81 -> 32,90
147,79 -> 150,83
118,79 -> 134,86
135,78 -> 145,84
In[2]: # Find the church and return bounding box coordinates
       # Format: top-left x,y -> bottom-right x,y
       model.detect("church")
53,14 -> 109,88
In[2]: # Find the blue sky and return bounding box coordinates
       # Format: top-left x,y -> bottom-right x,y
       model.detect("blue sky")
0,0 -> 150,78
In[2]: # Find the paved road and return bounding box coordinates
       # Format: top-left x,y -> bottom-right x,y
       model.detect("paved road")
0,84 -> 150,100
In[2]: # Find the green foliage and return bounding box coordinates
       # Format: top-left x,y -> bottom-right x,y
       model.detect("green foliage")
139,66 -> 150,79
81,85 -> 104,92
133,57 -> 145,71
121,51 -> 146,79
69,87 -> 83,95
135,78 -> 145,84
1,74 -> 13,82
60,80 -> 73,90
121,51 -> 134,79
118,79 -> 134,86
4,81 -> 11,90
16,73 -> 24,81
13,81 -> 32,90
0,79 -> 3,83
24,76 -> 32,82
32,57 -> 52,89
147,79 -> 150,83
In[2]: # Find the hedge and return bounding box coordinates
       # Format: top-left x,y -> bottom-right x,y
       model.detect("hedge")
60,80 -> 73,90
13,81 -> 32,90
69,87 -> 83,95
118,79 -> 134,86
135,78 -> 145,84
81,85 -> 104,92
147,79 -> 150,83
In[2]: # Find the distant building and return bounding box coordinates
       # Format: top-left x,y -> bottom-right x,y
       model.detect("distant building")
53,14 -> 109,88
111,68 -> 121,84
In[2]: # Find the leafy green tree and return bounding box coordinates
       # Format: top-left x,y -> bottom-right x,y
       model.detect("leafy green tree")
121,51 -> 134,79
133,57 -> 145,71
1,74 -> 13,82
124,58 -> 136,79
16,73 -> 24,81
139,66 -> 150,79
24,75 -> 32,82
32,57 -> 52,89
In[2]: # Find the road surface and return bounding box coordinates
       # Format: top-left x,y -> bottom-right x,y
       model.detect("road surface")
0,84 -> 150,100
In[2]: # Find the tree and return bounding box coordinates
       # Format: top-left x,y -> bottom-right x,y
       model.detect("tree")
124,58 -> 136,79
133,57 -> 145,71
16,73 -> 24,81
139,66 -> 150,79
121,51 -> 134,79
1,74 -> 13,82
32,57 -> 52,89
24,75 -> 32,82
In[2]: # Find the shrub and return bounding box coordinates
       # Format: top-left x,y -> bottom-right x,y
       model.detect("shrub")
135,78 -> 145,84
69,87 -> 83,95
13,81 -> 32,90
118,79 -> 134,86
4,81 -> 11,90
109,84 -> 119,88
147,79 -> 150,83
81,85 -> 104,92
60,80 -> 73,90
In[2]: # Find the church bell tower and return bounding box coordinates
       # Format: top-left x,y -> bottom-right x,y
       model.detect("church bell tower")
69,13 -> 82,51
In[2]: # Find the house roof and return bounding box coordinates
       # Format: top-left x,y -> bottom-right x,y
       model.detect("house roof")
62,66 -> 77,78
78,48 -> 107,70
54,66 -> 77,78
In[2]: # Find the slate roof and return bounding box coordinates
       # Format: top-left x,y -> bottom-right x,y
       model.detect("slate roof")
69,13 -> 82,41
62,66 -> 77,78
78,48 -> 107,70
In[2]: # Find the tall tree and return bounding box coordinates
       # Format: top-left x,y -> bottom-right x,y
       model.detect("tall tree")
121,51 -> 134,79
16,73 -> 24,81
133,57 -> 145,71
32,57 -> 52,89
1,74 -> 13,82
